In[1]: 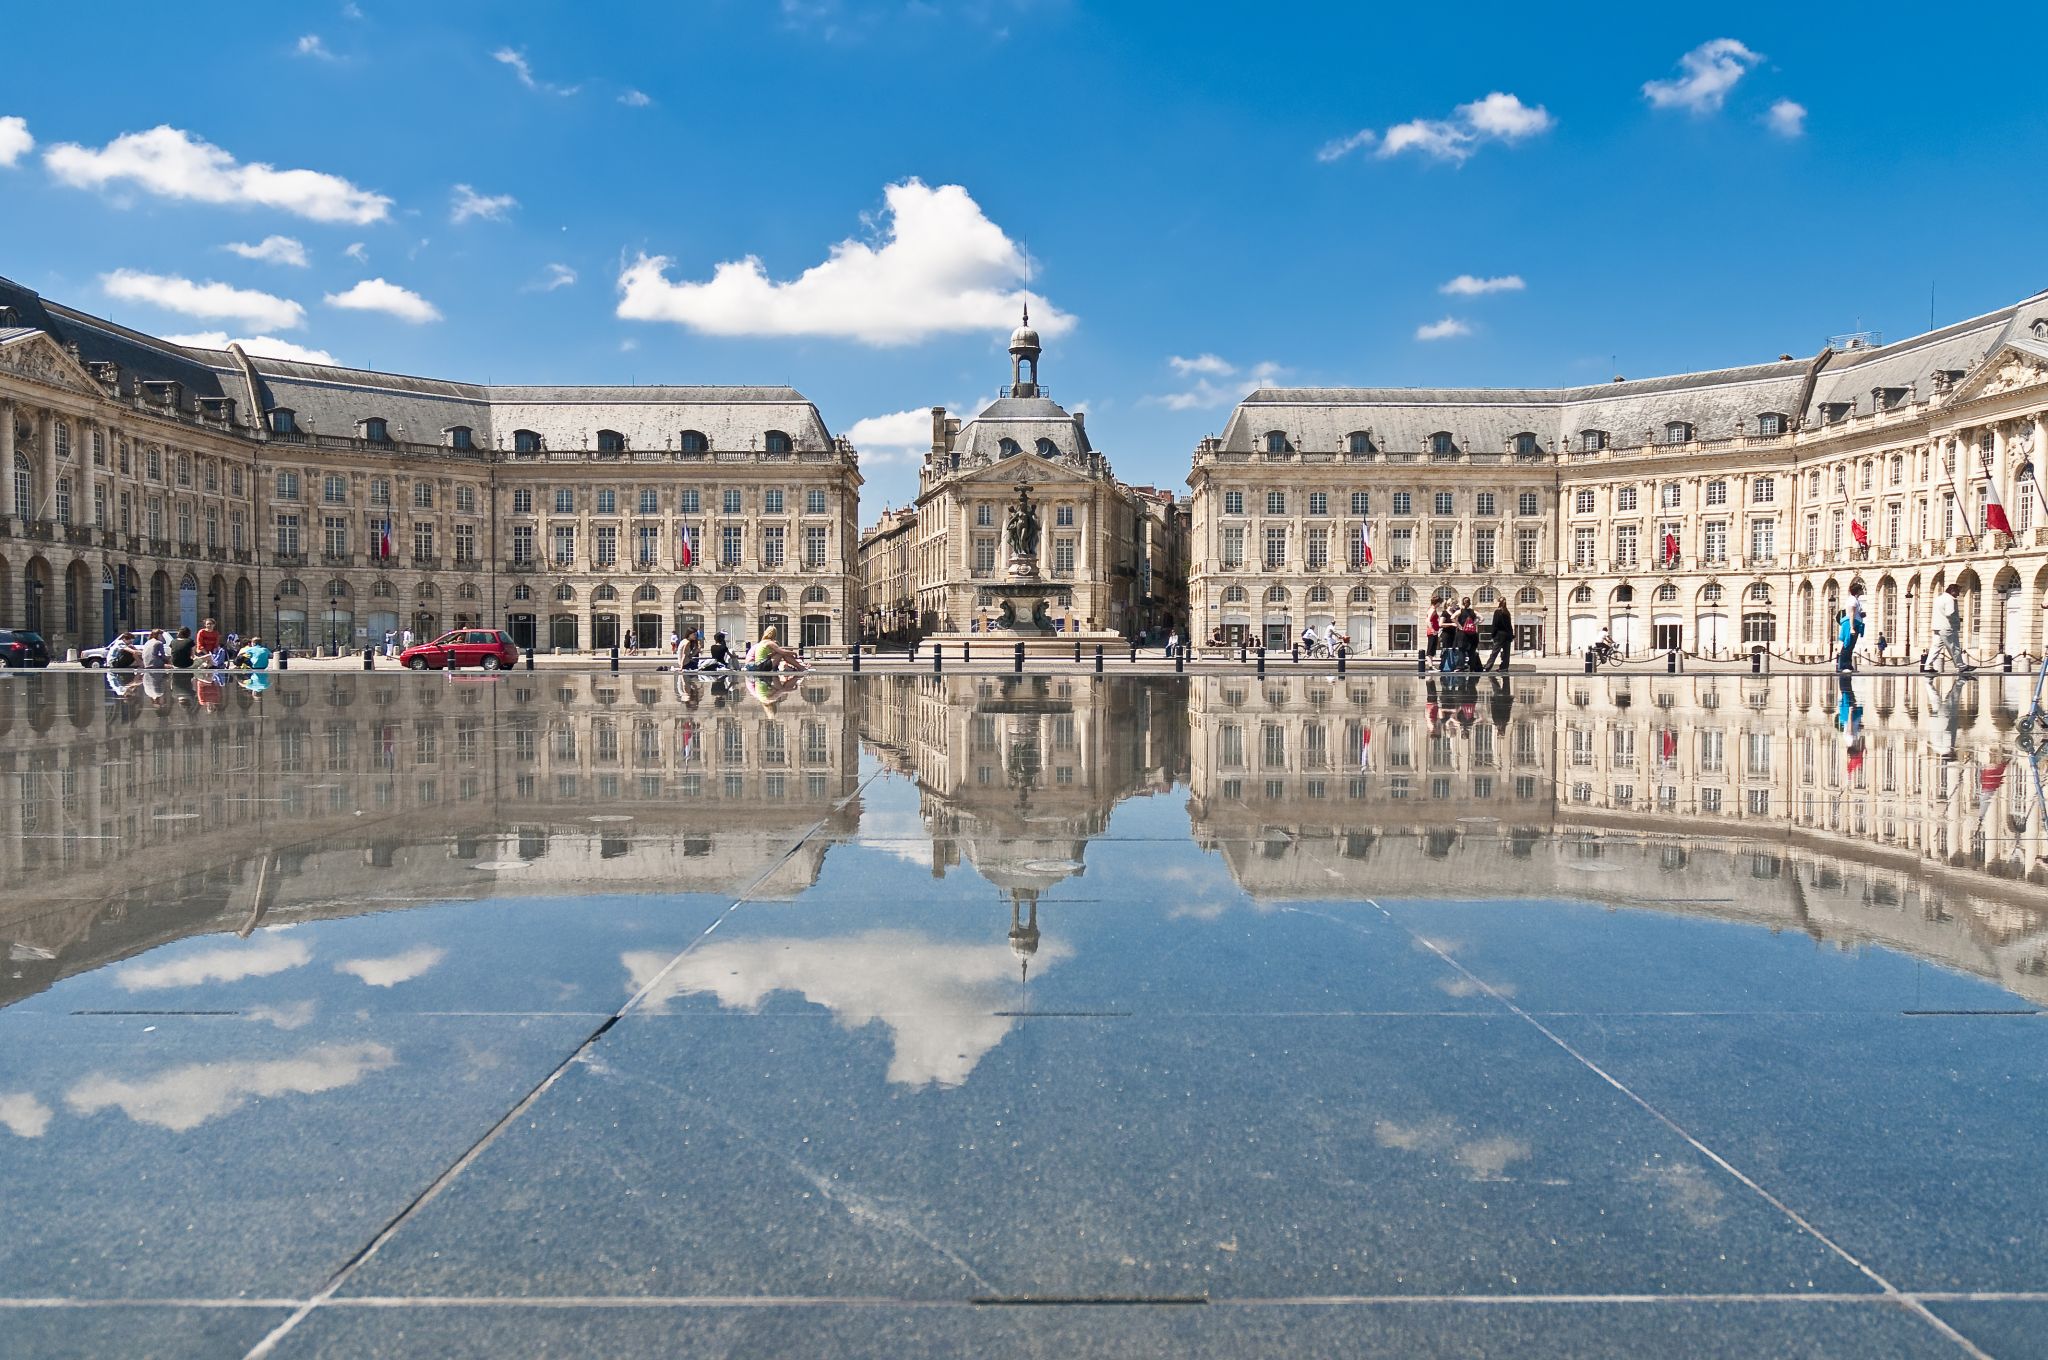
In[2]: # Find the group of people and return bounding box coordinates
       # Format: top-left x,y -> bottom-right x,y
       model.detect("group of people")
671,625 -> 810,675
105,619 -> 273,672
1428,598 -> 1515,674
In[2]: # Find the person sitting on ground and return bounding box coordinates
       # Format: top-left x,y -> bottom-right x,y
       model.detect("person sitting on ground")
706,631 -> 737,671
677,630 -> 701,670
168,626 -> 196,669
139,629 -> 170,669
195,617 -> 221,658
236,635 -> 272,670
747,623 -> 809,674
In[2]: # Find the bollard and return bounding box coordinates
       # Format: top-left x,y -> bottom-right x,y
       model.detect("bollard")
851,644 -> 861,673
1014,641 -> 1024,674
1175,646 -> 1185,674
362,647 -> 375,671
610,644 -> 620,674
1094,644 -> 1104,674
524,647 -> 535,671
278,648 -> 290,671
1750,648 -> 1764,675
1291,643 -> 1301,665
2004,653 -> 2015,674
1667,649 -> 1679,674
1337,648 -> 1346,677
448,647 -> 460,672
964,642 -> 971,665
1073,640 -> 1082,664
933,643 -> 943,674
1239,643 -> 1247,666
1257,647 -> 1266,677
1584,649 -> 1595,674
1129,642 -> 1138,665
1416,649 -> 1426,675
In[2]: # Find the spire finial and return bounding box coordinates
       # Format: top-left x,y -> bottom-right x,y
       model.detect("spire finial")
1022,300 -> 1030,327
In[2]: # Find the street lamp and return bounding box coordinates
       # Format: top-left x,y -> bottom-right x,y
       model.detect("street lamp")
25,577 -> 44,634
272,592 -> 280,648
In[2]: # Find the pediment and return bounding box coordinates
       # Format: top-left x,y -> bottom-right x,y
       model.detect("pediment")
955,452 -> 1092,486
0,330 -> 108,400
1949,339 -> 2048,404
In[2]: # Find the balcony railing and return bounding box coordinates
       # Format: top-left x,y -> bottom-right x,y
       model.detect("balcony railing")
274,551 -> 307,567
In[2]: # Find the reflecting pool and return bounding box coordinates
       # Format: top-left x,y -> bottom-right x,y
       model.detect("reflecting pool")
1,669 -> 2044,1358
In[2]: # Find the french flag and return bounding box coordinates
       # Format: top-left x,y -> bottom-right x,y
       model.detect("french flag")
678,524 -> 695,567
1985,477 -> 2013,535
377,520 -> 391,559
1662,531 -> 1679,565
1358,522 -> 1374,566
1850,518 -> 1868,548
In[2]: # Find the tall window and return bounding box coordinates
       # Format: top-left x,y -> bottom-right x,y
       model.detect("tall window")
324,473 -> 347,503
1614,524 -> 1638,567
804,526 -> 827,567
553,524 -> 576,566
1616,486 -> 1638,512
1308,492 -> 1328,516
1704,522 -> 1727,561
1474,527 -> 1496,570
1264,526 -> 1287,569
807,489 -> 827,514
1475,492 -> 1496,517
1574,489 -> 1595,514
1572,527 -> 1596,567
1306,528 -> 1328,569
1054,537 -> 1077,573
721,524 -> 743,566
1390,527 -> 1413,569
94,485 -> 107,529
276,470 -> 300,500
1705,479 -> 1728,507
596,488 -> 616,514
1749,518 -> 1775,560
1518,491 -> 1540,516
679,489 -> 700,514
1752,476 -> 1776,504
761,525 -> 785,567
370,478 -> 391,507
722,489 -> 742,514
276,513 -> 301,556
54,476 -> 71,523
1057,504 -> 1076,527
1515,526 -> 1539,571
512,525 -> 536,564
1392,492 -> 1412,515
974,538 -> 997,573
1265,491 -> 1285,515
595,524 -> 618,566
635,525 -> 658,566
456,523 -> 477,563
1221,526 -> 1245,569
324,516 -> 348,556
413,522 -> 435,561
1431,528 -> 1455,570
1224,490 -> 1245,515
1351,491 -> 1370,515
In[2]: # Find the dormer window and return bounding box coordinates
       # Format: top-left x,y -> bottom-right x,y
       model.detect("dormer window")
997,437 -> 1021,457
596,429 -> 627,454
764,430 -> 792,454
1580,429 -> 1608,452
1664,421 -> 1693,444
678,429 -> 708,454
1347,431 -> 1374,454
446,425 -> 474,451
1428,431 -> 1456,456
1263,430 -> 1289,455
1822,402 -> 1851,424
2033,319 -> 2048,340
1877,387 -> 1907,411
360,417 -> 389,443
269,408 -> 298,435
1035,438 -> 1060,458
513,429 -> 543,453
1756,412 -> 1785,436
1512,431 -> 1540,456
198,397 -> 237,423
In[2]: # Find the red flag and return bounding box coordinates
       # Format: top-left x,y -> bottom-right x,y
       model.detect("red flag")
1850,518 -> 1868,548
1986,477 -> 2013,534
1980,761 -> 2009,794
378,520 -> 391,559
1358,522 -> 1374,566
678,524 -> 695,567
1662,531 -> 1679,565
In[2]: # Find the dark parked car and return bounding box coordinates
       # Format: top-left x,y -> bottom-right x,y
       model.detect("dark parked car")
399,628 -> 519,671
0,629 -> 52,668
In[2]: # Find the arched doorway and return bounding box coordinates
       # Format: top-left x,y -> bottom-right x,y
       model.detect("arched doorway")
65,558 -> 93,650
632,582 -> 662,648
23,556 -> 52,636
234,577 -> 253,635
715,584 -> 746,644
1609,583 -> 1638,654
207,575 -> 226,630
549,613 -> 578,650
1696,582 -> 1728,658
178,571 -> 200,632
149,569 -> 170,627
1995,566 -> 2024,658
799,585 -> 832,648
99,566 -> 116,644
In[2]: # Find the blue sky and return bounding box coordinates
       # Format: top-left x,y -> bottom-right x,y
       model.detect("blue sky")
4,0 -> 2046,513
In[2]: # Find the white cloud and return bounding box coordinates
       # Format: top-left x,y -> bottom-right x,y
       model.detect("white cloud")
45,124 -> 391,224
325,277 -> 441,323
65,1042 -> 395,1131
1643,38 -> 1762,114
1324,92 -> 1553,166
450,183 -> 516,224
1146,355 -> 1283,410
1440,273 -> 1524,297
335,945 -> 445,988
526,261 -> 576,291
1765,98 -> 1807,138
617,178 -> 1072,345
1415,317 -> 1473,341
846,407 -> 936,464
492,46 -> 580,96
342,2 -> 364,17
115,933 -> 311,992
1374,1115 -> 1532,1182
344,241 -> 368,262
0,115 -> 32,168
629,929 -> 1074,1088
101,269 -> 306,331
162,332 -> 338,364
247,1000 -> 317,1030
0,1092 -> 53,1138
618,88 -> 652,107
295,34 -> 338,60
223,234 -> 308,267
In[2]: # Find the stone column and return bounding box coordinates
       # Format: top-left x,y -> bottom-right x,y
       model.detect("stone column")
0,400 -> 13,519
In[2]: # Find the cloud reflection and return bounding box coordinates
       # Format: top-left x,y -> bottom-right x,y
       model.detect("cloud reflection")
625,929 -> 1073,1088
336,946 -> 447,988
0,1092 -> 53,1138
64,1042 -> 395,1131
116,933 -> 310,992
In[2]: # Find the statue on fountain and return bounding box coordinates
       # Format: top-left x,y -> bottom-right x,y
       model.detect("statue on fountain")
1005,485 -> 1041,578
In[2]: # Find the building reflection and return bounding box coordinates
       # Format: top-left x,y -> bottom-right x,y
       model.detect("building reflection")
2,669 -> 2043,1015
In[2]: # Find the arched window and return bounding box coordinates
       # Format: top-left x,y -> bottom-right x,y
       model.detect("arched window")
1263,431 -> 1289,455
1655,582 -> 1678,602
554,584 -> 576,602
513,429 -> 544,453
593,584 -> 619,602
764,430 -> 792,454
1392,586 -> 1415,605
1428,431 -> 1456,456
458,582 -> 479,600
1664,421 -> 1694,444
1757,412 -> 1786,437
1222,585 -> 1249,604
677,584 -> 701,602
802,585 -> 829,604
761,585 -> 785,603
1350,586 -> 1373,604
269,408 -> 297,435
371,579 -> 395,598
997,437 -> 1022,457
596,429 -> 627,454
634,584 -> 659,602
1475,586 -> 1497,604
416,583 -> 437,601
1347,431 -> 1374,454
1512,431 -> 1540,456
678,430 -> 708,454
1702,582 -> 1725,604
360,417 -> 389,443
327,578 -> 349,600
511,584 -> 532,601
1308,585 -> 1331,603
13,451 -> 31,520
1264,585 -> 1289,604
1035,438 -> 1060,458
718,584 -> 744,604
446,426 -> 474,451
278,577 -> 304,597
1571,585 -> 1593,604
1748,583 -> 1772,603
1518,586 -> 1541,605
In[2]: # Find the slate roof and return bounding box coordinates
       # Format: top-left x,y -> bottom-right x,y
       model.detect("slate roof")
952,393 -> 1096,464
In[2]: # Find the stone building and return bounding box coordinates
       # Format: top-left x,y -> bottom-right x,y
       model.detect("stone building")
907,318 -> 1182,639
1189,289 -> 2048,659
854,505 -> 918,646
0,276 -> 861,656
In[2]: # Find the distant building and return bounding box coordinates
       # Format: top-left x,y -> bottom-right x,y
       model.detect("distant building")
0,276 -> 861,655
1188,291 -> 2048,659
855,505 -> 919,645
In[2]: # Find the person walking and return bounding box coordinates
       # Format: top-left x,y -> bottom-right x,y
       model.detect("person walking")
1485,597 -> 1514,672
384,628 -> 397,657
1837,581 -> 1867,672
1925,582 -> 1971,675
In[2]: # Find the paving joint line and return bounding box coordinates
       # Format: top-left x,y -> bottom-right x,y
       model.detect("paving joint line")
238,768 -> 888,1360
1343,898 -> 1996,1360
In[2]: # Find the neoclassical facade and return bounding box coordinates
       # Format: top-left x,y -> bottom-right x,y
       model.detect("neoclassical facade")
0,276 -> 861,656
1188,290 -> 2048,659
898,321 -> 1183,638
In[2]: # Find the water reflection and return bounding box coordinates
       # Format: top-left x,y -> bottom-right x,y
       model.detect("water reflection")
2,668 -> 2043,1017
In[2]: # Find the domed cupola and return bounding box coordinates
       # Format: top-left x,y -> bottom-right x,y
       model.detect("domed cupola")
1008,304 -> 1042,397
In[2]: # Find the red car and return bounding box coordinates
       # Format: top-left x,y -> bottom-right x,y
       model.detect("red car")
399,628 -> 519,671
